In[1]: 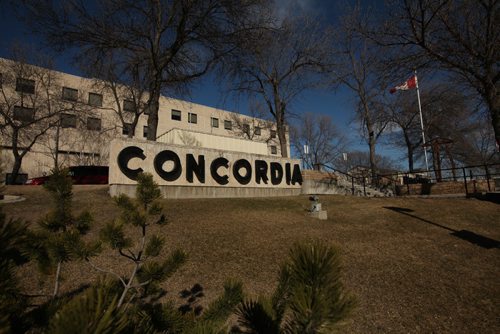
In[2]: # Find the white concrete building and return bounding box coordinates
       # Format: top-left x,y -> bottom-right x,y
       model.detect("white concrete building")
0,57 -> 289,181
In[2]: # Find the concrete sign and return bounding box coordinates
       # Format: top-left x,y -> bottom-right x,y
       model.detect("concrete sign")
109,138 -> 302,198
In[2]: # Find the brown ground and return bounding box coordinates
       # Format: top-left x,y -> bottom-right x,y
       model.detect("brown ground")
3,185 -> 500,333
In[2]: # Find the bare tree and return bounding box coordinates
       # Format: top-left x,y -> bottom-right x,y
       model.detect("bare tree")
228,101 -> 274,142
224,15 -> 332,157
0,56 -> 71,183
342,150 -> 399,174
291,112 -> 348,169
330,7 -> 390,182
387,85 -> 490,171
87,57 -> 148,138
24,0 -> 272,141
386,92 -> 425,172
373,0 -> 500,150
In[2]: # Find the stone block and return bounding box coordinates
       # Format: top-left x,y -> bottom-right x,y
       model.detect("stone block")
310,210 -> 328,220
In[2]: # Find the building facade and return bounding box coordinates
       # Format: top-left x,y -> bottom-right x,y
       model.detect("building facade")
0,58 -> 289,181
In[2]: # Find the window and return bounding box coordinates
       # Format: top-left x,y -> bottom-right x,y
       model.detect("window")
270,130 -> 277,138
143,125 -> 149,138
188,112 -> 197,124
60,113 -> 77,128
270,145 -> 277,155
88,93 -> 103,107
122,123 -> 132,136
16,78 -> 35,94
0,73 -> 3,86
211,117 -> 219,128
62,87 -> 78,101
243,123 -> 250,135
13,106 -> 34,123
171,109 -> 181,121
224,120 -> 232,130
254,126 -> 261,135
123,100 -> 136,112
86,117 -> 101,131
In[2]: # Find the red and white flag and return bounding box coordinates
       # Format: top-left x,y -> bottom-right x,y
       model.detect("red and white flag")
390,75 -> 417,94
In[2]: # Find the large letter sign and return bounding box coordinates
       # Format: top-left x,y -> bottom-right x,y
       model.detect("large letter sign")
110,139 -> 302,191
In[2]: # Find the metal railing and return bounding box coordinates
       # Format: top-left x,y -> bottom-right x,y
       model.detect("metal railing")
315,163 -> 500,197
375,163 -> 500,197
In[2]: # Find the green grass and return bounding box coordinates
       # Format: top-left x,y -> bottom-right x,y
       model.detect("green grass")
3,185 -> 500,333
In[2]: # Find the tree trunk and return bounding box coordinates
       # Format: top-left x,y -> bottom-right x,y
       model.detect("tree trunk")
485,86 -> 500,151
146,76 -> 162,141
10,129 -> 23,184
277,121 -> 289,158
274,91 -> 289,158
10,156 -> 23,185
117,262 -> 139,308
403,131 -> 414,172
53,261 -> 62,297
368,134 -> 377,185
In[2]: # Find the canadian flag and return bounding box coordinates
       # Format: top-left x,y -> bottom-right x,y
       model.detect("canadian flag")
390,75 -> 417,94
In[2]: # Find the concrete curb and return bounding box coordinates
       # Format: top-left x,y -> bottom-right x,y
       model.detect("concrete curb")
0,195 -> 26,203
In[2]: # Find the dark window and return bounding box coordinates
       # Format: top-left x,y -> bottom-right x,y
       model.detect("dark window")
86,117 -> 101,131
16,78 -> 35,94
60,113 -> 77,128
0,73 -> 3,86
224,120 -> 232,130
255,126 -> 261,135
270,145 -> 277,155
211,117 -> 219,128
13,106 -> 34,123
188,112 -> 197,124
243,123 -> 250,135
270,130 -> 277,138
88,93 -> 103,107
123,100 -> 136,112
62,87 -> 78,101
122,123 -> 132,135
171,109 -> 181,121
143,125 -> 149,138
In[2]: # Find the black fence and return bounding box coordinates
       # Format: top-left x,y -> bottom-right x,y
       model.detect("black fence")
318,163 -> 500,197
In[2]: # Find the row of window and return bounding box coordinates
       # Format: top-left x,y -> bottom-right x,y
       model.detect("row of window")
12,106 -> 101,131
13,77 -> 105,106
60,113 -> 102,131
121,123 -> 278,154
11,77 -> 279,139
171,109 -> 276,137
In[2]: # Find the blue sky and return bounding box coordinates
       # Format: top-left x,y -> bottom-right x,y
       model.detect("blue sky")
0,0 -> 406,168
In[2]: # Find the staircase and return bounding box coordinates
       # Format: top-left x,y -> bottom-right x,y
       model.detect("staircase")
301,169 -> 394,197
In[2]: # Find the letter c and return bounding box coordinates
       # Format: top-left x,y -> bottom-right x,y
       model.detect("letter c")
117,146 -> 146,181
211,157 -> 229,185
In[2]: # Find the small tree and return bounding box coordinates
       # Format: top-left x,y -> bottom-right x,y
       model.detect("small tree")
233,239 -> 355,334
0,209 -> 30,332
30,169 -> 93,297
84,173 -> 186,308
291,113 -> 348,170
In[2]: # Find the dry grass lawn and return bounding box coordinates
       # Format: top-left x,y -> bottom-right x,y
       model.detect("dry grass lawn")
3,185 -> 500,333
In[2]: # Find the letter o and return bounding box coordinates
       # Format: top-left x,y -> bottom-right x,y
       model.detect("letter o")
233,159 -> 252,185
154,150 -> 182,181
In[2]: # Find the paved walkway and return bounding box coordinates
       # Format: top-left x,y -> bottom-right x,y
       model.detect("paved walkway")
0,195 -> 26,203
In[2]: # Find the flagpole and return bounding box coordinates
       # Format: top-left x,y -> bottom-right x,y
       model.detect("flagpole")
414,69 -> 430,172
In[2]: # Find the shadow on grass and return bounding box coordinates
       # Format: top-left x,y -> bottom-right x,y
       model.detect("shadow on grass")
178,283 -> 204,316
383,206 -> 500,249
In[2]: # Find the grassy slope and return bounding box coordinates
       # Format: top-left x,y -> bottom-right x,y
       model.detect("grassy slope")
3,185 -> 500,333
